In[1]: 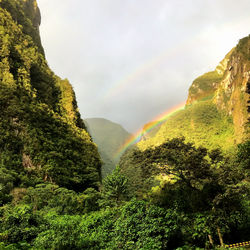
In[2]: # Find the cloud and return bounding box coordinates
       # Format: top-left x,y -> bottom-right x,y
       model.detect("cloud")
37,0 -> 250,132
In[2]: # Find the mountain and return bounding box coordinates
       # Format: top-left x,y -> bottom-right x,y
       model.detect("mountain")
85,118 -> 131,176
136,35 -> 249,153
0,2 -> 249,248
0,0 -> 101,195
119,35 -> 249,195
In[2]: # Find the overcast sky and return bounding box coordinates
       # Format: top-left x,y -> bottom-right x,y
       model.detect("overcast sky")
36,0 -> 249,133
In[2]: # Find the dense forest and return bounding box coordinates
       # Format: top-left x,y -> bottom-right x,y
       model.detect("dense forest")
0,0 -> 249,249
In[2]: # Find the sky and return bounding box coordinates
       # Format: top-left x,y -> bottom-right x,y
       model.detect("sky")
36,0 -> 250,133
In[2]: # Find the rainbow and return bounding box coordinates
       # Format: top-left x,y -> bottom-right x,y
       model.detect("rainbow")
114,101 -> 186,158
102,38 -> 196,101
101,17 -> 250,102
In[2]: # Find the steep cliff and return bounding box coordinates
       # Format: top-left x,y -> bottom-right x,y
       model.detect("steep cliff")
187,36 -> 249,142
214,36 -> 250,142
0,0 -> 101,193
0,0 -> 43,53
186,49 -> 234,105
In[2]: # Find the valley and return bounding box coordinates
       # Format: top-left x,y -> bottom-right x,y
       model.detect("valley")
0,1 -> 249,249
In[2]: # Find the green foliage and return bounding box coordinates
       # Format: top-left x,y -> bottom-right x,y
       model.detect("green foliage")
0,3 -> 101,196
76,209 -> 116,249
112,199 -> 184,250
121,138 -> 250,247
102,166 -> 128,206
119,145 -> 158,198
77,188 -> 101,213
32,209 -> 113,250
20,184 -> 102,215
0,204 -> 42,245
0,242 -> 32,250
138,101 -> 235,153
0,139 -> 248,249
32,200 -> 185,250
141,137 -> 213,189
0,0 -> 44,54
33,214 -> 83,250
0,166 -> 17,205
189,70 -> 222,96
23,184 -> 80,215
236,34 -> 250,60
236,140 -> 250,171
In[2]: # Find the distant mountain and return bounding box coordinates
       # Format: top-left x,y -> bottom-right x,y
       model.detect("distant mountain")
85,118 -> 131,176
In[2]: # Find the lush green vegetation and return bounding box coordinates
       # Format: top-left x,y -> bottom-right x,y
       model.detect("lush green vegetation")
0,0 -> 44,54
0,139 -> 249,249
0,2 -> 101,192
0,1 -> 249,249
189,71 -> 223,97
236,34 -> 250,60
137,101 -> 235,153
120,138 -> 250,248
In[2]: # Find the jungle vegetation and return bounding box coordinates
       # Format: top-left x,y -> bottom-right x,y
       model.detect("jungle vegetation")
0,1 -> 249,249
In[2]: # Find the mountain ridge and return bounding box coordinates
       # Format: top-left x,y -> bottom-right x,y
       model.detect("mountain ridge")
0,0 -> 102,193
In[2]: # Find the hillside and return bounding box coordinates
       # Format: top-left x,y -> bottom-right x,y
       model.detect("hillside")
85,118 -> 131,176
136,36 -> 249,153
119,35 -> 250,199
0,0 -> 101,194
0,2 -> 249,249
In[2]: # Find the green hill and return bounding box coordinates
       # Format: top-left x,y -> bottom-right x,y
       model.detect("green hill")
0,0 -> 101,194
85,118 -> 131,176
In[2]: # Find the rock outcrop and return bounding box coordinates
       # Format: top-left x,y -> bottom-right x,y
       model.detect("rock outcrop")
214,36 -> 250,141
186,49 -> 234,105
186,36 -> 249,142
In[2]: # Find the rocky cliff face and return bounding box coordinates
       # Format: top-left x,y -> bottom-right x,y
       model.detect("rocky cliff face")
186,49 -> 234,105
214,36 -> 250,142
0,0 -> 101,192
187,36 -> 249,142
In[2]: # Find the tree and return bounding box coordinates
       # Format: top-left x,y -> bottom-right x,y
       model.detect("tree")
0,166 -> 17,205
236,140 -> 250,171
137,137 -> 214,191
102,166 -> 128,206
0,204 -> 42,245
128,138 -> 249,247
112,199 -> 185,250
